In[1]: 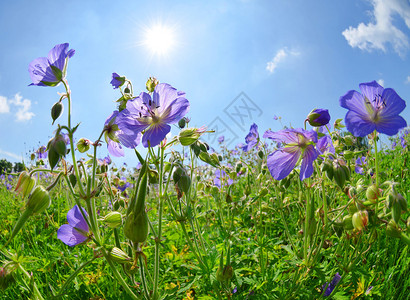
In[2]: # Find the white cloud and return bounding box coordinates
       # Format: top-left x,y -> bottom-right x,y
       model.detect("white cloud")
0,96 -> 10,113
266,48 -> 300,73
377,78 -> 385,86
0,149 -> 23,161
9,93 -> 35,122
405,75 -> 410,84
342,0 -> 410,56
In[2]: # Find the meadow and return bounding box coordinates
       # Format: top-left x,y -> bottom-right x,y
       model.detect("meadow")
1,43 -> 410,299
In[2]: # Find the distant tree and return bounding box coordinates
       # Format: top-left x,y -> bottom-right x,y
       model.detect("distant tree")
0,159 -> 13,175
13,162 -> 25,173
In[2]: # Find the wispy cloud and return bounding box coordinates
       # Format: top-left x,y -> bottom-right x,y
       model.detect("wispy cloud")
0,96 -> 10,113
342,0 -> 410,56
405,75 -> 410,84
1,93 -> 35,122
377,78 -> 385,87
0,149 -> 23,161
266,48 -> 300,73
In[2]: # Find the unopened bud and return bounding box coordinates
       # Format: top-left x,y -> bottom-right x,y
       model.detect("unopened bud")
51,102 -> 63,125
259,188 -> 268,197
146,77 -> 159,93
26,186 -> 51,214
101,212 -> 122,228
178,117 -> 187,129
15,171 -> 36,198
306,108 -> 330,127
366,184 -> 380,201
77,138 -> 92,153
109,247 -> 131,264
386,220 -> 401,238
352,210 -> 368,231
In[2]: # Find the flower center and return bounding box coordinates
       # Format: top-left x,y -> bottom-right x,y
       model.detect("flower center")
364,94 -> 386,123
137,99 -> 161,124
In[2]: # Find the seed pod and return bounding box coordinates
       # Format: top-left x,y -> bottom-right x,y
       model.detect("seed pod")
26,186 -> 51,214
47,143 -> 61,170
386,220 -> 401,238
391,202 -> 402,224
15,171 -> 36,198
124,171 -> 149,244
352,210 -> 368,231
396,193 -> 407,212
51,102 -> 63,125
178,117 -> 186,129
366,184 -> 380,201
333,163 -> 346,188
101,212 -> 122,228
109,247 -> 131,264
342,215 -> 354,230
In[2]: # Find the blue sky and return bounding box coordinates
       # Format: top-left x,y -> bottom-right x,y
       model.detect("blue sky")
1,0 -> 410,166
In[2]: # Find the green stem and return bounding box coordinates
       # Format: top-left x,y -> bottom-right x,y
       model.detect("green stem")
152,146 -> 165,299
62,79 -> 86,197
102,249 -> 140,300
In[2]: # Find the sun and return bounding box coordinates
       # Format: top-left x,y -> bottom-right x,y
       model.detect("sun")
142,23 -> 177,57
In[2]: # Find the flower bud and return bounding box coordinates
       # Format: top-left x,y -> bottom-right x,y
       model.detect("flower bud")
343,135 -> 354,146
109,247 -> 131,264
391,202 -> 402,224
343,150 -> 354,160
51,102 -> 63,125
386,220 -> 401,238
77,138 -> 92,153
396,193 -> 407,212
259,188 -> 268,197
197,182 -> 204,191
342,215 -> 354,230
101,212 -> 122,228
352,210 -> 368,231
178,127 -> 206,146
124,211 -> 149,244
235,162 -> 243,173
366,184 -> 380,202
146,76 -> 159,93
15,171 -> 36,198
178,117 -> 187,129
258,150 -> 264,159
26,185 -> 51,214
69,173 -> 77,188
306,108 -> 330,127
50,134 -> 67,157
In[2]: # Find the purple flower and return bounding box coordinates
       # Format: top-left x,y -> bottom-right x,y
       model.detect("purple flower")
98,155 -> 112,166
232,287 -> 238,294
57,205 -> 90,247
218,136 -> 225,143
104,111 -> 141,157
317,136 -> 335,157
273,115 -> 279,120
340,81 -> 407,137
118,83 -> 190,147
36,146 -> 47,159
392,140 -> 397,149
117,177 -> 130,192
241,123 -> 259,152
355,157 -> 366,175
263,128 -> 319,181
110,72 -> 125,89
307,109 -> 331,127
322,272 -> 341,296
400,136 -> 407,148
214,169 -> 233,188
5,183 -> 12,191
29,43 -> 75,87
